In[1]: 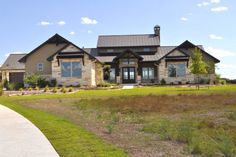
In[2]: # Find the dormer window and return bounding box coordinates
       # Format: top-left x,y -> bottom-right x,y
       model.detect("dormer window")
107,49 -> 114,53
143,48 -> 151,52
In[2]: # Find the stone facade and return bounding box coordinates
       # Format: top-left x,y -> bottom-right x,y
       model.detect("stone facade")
51,54 -> 101,87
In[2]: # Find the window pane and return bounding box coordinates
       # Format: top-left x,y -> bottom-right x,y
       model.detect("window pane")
176,64 -> 186,77
61,62 -> 71,77
123,68 -> 128,80
37,63 -> 43,71
129,59 -> 135,65
109,68 -> 115,80
129,68 -> 135,79
72,62 -> 82,77
149,68 -> 154,79
142,68 -> 148,79
168,64 -> 176,77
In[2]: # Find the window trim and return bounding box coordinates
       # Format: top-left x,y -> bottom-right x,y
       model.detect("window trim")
37,63 -> 44,72
167,63 -> 186,78
61,61 -> 82,78
142,67 -> 154,80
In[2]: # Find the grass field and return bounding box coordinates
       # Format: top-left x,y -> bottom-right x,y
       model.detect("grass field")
1,85 -> 236,157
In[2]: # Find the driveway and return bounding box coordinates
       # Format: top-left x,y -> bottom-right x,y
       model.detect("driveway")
0,105 -> 59,157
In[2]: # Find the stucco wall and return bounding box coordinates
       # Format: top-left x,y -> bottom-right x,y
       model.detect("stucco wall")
25,43 -> 67,76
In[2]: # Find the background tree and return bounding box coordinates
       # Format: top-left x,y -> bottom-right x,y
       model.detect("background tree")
190,48 -> 207,89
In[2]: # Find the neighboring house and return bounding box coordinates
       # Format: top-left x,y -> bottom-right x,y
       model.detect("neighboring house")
2,25 -> 219,86
0,54 -> 26,84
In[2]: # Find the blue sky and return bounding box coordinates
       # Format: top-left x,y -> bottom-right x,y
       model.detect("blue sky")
0,0 -> 236,78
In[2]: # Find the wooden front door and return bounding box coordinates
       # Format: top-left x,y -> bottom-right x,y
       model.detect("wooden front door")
122,67 -> 135,84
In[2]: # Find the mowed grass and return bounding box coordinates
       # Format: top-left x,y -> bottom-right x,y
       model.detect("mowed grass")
4,84 -> 236,100
1,84 -> 236,156
0,98 -> 128,157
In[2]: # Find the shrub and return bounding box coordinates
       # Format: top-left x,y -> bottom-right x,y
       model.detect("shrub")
8,83 -> 16,91
19,88 -> 24,91
220,79 -> 226,85
44,85 -> 49,92
34,86 -> 40,90
3,79 -> 9,89
0,83 -> 3,96
28,87 -> 33,91
37,77 -> 49,88
68,87 -> 74,92
52,87 -> 57,93
97,81 -> 115,87
76,83 -> 81,88
49,79 -> 57,87
227,111 -> 236,121
160,79 -> 166,85
24,73 -> 41,87
60,86 -> 67,93
105,123 -> 115,134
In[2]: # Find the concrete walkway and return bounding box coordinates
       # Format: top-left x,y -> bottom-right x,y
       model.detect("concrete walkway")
0,105 -> 59,157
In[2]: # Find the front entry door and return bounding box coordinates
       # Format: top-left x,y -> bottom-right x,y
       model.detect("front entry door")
122,67 -> 135,84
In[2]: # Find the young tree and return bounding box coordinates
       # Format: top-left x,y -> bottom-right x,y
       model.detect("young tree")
190,48 -> 207,90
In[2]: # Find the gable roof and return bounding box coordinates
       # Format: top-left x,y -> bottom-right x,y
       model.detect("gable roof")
113,49 -> 143,61
97,34 -> 160,48
47,43 -> 102,63
19,34 -> 70,63
1,54 -> 26,70
177,40 -> 220,63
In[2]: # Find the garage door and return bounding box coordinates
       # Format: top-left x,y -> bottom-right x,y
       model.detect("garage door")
9,72 -> 24,84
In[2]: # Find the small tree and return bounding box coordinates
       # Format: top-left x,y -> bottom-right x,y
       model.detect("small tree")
24,73 -> 41,87
190,48 -> 207,90
103,64 -> 111,80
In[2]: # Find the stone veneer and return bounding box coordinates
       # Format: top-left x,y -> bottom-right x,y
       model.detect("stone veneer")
51,54 -> 101,86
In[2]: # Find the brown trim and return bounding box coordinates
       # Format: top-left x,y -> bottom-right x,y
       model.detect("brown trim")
19,34 -> 70,63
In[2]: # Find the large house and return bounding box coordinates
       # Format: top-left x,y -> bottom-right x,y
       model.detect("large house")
1,25 -> 220,86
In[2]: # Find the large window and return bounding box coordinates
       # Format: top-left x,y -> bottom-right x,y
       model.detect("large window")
142,67 -> 154,79
168,63 -> 186,77
109,68 -> 115,80
61,62 -> 82,78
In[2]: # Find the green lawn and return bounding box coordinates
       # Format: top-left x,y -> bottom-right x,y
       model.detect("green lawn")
1,84 -> 236,157
0,98 -> 128,157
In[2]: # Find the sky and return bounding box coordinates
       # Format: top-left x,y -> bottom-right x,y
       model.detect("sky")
0,0 -> 236,79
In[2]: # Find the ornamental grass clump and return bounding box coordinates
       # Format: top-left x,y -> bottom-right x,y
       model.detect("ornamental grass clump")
44,85 -> 49,92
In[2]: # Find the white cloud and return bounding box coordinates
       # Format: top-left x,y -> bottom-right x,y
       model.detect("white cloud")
211,6 -> 228,12
206,47 -> 236,58
209,34 -> 223,40
81,17 -> 98,25
87,30 -> 93,34
180,17 -> 188,21
57,21 -> 66,26
69,31 -> 75,35
39,21 -> 52,26
211,0 -> 220,3
197,1 -> 210,7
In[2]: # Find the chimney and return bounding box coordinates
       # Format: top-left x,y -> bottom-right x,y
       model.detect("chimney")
154,25 -> 161,40
154,25 -> 160,37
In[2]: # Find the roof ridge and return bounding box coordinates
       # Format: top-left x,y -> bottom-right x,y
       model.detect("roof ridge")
98,34 -> 155,37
